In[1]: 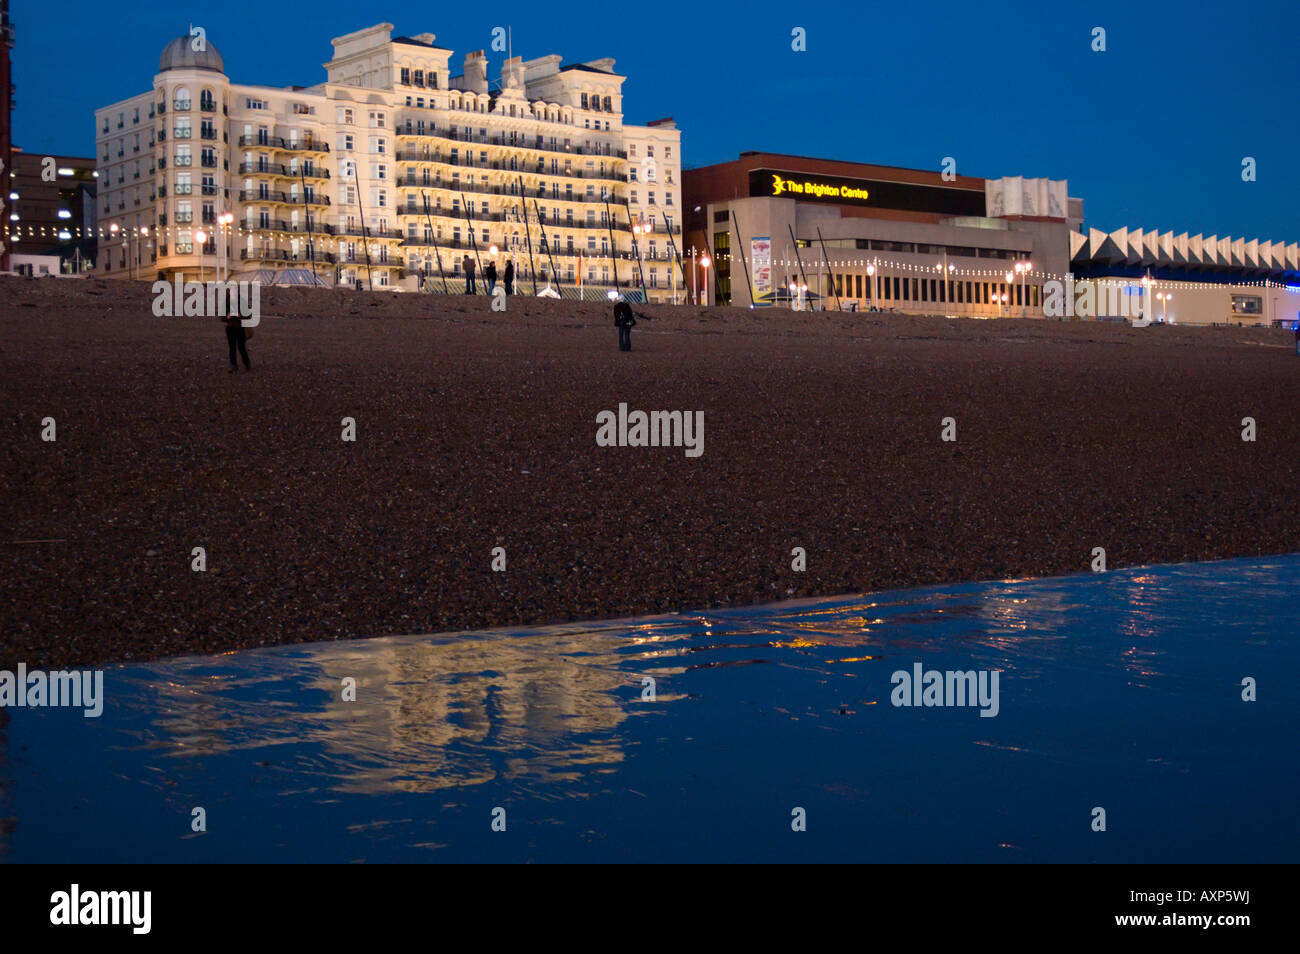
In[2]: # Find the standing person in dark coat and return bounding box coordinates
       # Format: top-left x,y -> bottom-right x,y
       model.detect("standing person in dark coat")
223,313 -> 251,372
503,260 -> 515,296
614,298 -> 636,352
484,260 -> 498,295
463,255 -> 476,295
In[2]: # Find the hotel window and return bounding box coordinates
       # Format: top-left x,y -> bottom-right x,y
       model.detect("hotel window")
648,191 -> 656,205
337,107 -> 354,124
856,275 -> 863,298
631,190 -> 638,204
414,70 -> 425,87
400,67 -> 411,85
581,93 -> 589,108
629,144 -> 636,156
369,111 -> 386,128
603,96 -> 611,111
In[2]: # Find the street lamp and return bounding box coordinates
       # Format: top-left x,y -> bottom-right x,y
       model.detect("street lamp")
1014,259 -> 1033,317
1156,291 -> 1172,323
866,261 -> 876,312
218,212 -> 234,280
699,254 -> 711,307
195,229 -> 208,284
937,259 -> 955,309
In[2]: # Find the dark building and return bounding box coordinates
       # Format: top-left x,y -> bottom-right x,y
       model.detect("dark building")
1,0 -> 14,273
7,149 -> 98,272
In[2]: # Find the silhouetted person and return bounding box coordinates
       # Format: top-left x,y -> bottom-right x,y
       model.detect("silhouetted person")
1294,322 -> 1300,356
463,255 -> 476,294
614,299 -> 636,352
484,261 -> 498,294
503,260 -> 514,295
223,313 -> 251,372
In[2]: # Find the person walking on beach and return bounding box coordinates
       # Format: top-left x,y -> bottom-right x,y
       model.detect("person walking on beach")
223,312 -> 251,372
484,260 -> 498,295
463,255 -> 476,295
614,297 -> 636,352
503,260 -> 514,296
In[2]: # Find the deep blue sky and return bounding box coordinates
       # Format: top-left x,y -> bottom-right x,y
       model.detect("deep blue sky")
11,0 -> 1298,240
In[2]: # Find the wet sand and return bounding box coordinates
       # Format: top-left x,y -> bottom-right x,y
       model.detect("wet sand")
2,276 -> 1297,668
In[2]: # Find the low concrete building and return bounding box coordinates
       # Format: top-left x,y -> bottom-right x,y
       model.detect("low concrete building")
684,152 -> 1077,315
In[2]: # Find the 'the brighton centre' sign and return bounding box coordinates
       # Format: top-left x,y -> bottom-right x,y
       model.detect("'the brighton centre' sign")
747,168 -> 986,217
756,171 -> 872,203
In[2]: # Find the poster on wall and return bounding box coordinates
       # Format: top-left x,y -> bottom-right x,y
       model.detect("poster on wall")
751,236 -> 771,296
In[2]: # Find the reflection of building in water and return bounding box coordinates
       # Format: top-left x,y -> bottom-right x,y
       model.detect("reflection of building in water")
139,625 -> 688,796
314,633 -> 644,794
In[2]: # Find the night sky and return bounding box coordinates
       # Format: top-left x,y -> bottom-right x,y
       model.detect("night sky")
10,0 -> 1298,241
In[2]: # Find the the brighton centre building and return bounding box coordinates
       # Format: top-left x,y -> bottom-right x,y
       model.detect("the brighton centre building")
684,153 -> 1300,326
92,23 -> 683,300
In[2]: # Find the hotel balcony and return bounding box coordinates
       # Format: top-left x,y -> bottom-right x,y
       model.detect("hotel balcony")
237,190 -> 332,206
238,162 -> 331,180
237,135 -> 330,154
393,151 -> 625,182
407,178 -> 624,206
390,128 -> 626,161
335,225 -> 404,240
240,248 -> 337,264
247,219 -> 337,236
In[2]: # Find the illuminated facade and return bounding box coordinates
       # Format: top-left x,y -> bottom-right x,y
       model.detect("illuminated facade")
686,153 -> 1300,325
684,152 -> 1075,315
92,23 -> 683,300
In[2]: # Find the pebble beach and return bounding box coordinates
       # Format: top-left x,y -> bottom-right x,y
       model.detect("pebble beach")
2,276 -> 1297,669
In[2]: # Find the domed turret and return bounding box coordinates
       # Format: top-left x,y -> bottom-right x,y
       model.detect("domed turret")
159,34 -> 224,73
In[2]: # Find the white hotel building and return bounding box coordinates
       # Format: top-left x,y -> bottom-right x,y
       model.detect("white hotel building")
93,23 -> 683,300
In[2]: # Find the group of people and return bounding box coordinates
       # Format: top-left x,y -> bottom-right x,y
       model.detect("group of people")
462,255 -> 514,297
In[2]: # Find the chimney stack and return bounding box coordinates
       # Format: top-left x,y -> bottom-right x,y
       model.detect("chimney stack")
463,50 -> 488,94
